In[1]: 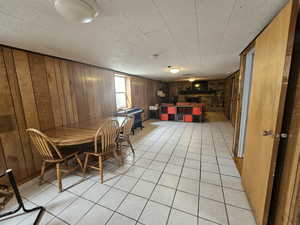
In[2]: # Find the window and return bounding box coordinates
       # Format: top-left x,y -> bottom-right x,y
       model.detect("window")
115,75 -> 130,109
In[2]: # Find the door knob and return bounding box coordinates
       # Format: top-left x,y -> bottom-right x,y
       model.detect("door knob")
262,130 -> 273,136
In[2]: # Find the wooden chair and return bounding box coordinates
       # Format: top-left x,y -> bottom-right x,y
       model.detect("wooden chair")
118,116 -> 135,154
26,128 -> 83,192
83,119 -> 122,183
0,139 -> 13,210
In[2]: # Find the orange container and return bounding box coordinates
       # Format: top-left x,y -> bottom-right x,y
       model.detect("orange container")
192,107 -> 201,115
184,114 -> 193,122
160,114 -> 168,121
168,106 -> 177,114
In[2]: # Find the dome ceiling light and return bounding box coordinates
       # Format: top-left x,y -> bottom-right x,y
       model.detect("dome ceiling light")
168,66 -> 180,74
53,0 -> 99,24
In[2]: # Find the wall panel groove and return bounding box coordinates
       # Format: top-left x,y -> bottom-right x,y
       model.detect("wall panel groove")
0,45 -> 162,182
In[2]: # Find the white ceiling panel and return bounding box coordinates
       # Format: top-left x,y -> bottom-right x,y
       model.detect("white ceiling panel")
0,0 -> 288,81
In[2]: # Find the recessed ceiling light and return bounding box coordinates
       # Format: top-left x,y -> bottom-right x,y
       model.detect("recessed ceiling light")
53,0 -> 99,23
168,66 -> 180,74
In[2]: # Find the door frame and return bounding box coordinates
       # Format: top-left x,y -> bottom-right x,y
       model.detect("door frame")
237,48 -> 255,157
232,42 -> 255,157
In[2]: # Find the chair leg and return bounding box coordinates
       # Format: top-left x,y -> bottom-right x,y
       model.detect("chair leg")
113,149 -> 123,166
127,139 -> 135,154
56,163 -> 62,192
75,153 -> 83,172
119,144 -> 124,164
83,153 -> 89,175
39,161 -> 46,185
99,156 -> 103,184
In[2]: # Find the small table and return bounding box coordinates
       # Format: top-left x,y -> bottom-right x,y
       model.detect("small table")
44,117 -> 126,146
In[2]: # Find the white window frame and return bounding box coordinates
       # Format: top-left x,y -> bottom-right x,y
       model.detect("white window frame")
115,75 -> 130,110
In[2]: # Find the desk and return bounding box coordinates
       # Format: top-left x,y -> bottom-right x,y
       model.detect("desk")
44,117 -> 126,146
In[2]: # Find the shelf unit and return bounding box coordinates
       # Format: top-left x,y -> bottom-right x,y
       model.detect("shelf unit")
160,103 -> 205,122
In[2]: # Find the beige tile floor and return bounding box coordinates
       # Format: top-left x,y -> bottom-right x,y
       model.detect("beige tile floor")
0,119 -> 257,225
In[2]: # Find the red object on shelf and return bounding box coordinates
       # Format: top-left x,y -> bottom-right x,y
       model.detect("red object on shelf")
160,114 -> 168,121
177,102 -> 192,106
192,107 -> 201,115
168,107 -> 177,114
184,114 -> 193,122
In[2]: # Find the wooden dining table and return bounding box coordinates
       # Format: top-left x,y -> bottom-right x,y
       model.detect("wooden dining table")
44,116 -> 126,146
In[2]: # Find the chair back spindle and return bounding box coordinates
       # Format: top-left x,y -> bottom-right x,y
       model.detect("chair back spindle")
94,120 -> 119,154
27,128 -> 62,160
123,116 -> 134,136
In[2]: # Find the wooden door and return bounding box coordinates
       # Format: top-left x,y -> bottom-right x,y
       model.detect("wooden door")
242,1 -> 298,225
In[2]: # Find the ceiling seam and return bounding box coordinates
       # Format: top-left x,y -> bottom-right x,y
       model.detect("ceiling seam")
194,0 -> 202,73
151,0 -> 191,67
218,0 -> 238,55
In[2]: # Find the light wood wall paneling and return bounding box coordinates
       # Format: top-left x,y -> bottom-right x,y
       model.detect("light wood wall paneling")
28,53 -> 55,131
92,67 -> 101,117
60,60 -> 77,124
12,49 -> 42,170
94,67 -> 104,117
13,50 -> 40,129
78,64 -> 90,120
0,48 -> 28,180
44,56 -> 64,127
102,70 -> 116,117
130,77 -> 161,119
231,71 -> 239,126
66,62 -> 79,123
71,62 -> 85,122
2,47 -> 36,176
53,58 -> 68,126
85,65 -> 97,119
0,45 -> 161,183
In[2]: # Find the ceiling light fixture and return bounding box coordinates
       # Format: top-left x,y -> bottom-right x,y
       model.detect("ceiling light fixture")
168,66 -> 180,74
53,0 -> 99,23
188,78 -> 196,82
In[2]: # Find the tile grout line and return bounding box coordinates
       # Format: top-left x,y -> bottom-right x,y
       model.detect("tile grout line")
197,122 -> 203,225
134,122 -> 188,225
99,124 -> 172,225
198,123 -> 222,225
165,123 -> 195,225
97,122 -> 177,225
103,125 -> 173,225
210,123 -> 231,225
16,120 -> 252,225
46,127 -> 156,225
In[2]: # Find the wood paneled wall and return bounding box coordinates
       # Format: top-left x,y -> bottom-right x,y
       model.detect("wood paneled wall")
0,45 -> 161,182
130,77 -> 162,119
167,80 -> 226,112
224,76 -> 233,119
223,71 -> 239,126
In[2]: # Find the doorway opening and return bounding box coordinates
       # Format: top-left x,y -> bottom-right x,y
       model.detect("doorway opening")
237,48 -> 255,157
